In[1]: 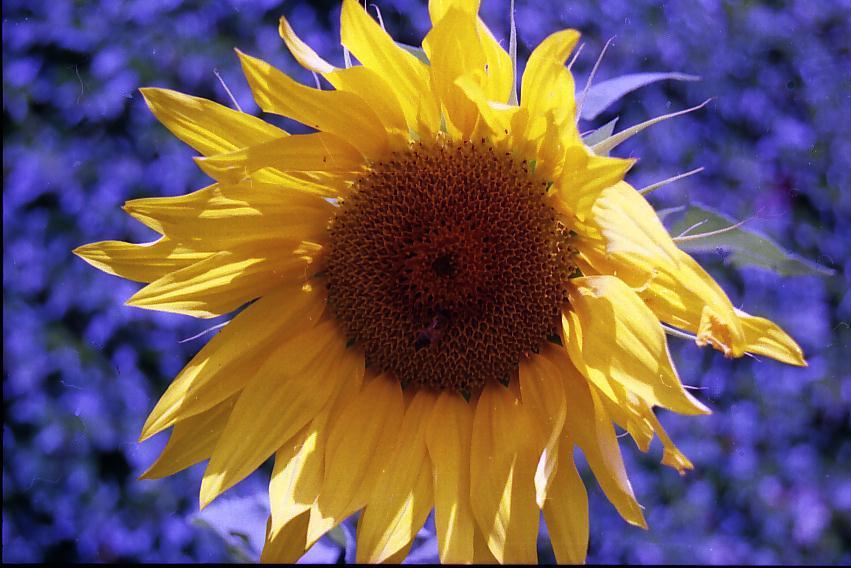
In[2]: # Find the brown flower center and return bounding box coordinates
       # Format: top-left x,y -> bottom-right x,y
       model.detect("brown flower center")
324,140 -> 576,396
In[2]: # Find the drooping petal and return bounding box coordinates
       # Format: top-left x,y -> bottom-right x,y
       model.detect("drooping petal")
140,394 -> 236,480
541,434 -> 589,565
340,0 -> 439,134
325,65 -> 409,136
195,132 -> 363,184
519,351 -> 567,508
470,383 -> 539,564
553,348 -> 648,528
260,512 -> 310,564
73,238 -> 210,283
425,391 -> 476,564
565,275 -> 711,416
735,309 -> 806,366
308,375 -> 405,544
591,181 -> 681,265
139,281 -> 325,440
140,87 -> 287,156
578,182 -> 750,357
237,50 -> 388,157
200,320 -> 361,508
357,390 -> 436,563
126,247 -> 313,318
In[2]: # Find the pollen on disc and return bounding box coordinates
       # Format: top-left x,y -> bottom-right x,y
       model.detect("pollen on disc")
324,140 -> 577,395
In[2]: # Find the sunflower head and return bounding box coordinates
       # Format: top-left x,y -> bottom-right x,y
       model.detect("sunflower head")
74,0 -> 807,563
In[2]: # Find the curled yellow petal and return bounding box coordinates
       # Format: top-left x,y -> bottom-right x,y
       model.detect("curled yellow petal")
565,275 -> 711,416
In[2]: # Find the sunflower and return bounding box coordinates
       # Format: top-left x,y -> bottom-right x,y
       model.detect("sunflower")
74,0 -> 807,563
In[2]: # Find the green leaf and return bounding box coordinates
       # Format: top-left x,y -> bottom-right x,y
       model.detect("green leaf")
667,203 -> 834,276
580,71 -> 700,121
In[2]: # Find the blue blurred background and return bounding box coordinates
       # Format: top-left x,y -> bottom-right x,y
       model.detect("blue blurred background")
3,0 -> 850,563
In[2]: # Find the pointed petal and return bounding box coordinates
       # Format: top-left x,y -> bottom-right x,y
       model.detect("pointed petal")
269,363 -> 365,538
340,0 -> 439,134
200,321 -> 360,507
73,238 -> 209,283
554,349 -> 647,528
140,87 -> 286,156
521,29 -> 581,137
469,383 -> 539,564
542,435 -> 589,564
309,375 -> 404,544
278,15 -> 336,75
565,275 -> 711,415
126,247 -> 312,318
735,309 -> 806,366
139,281 -> 325,440
423,7 -> 488,139
140,395 -> 236,480
425,391 -> 476,564
237,50 -> 388,157
196,132 -> 363,184
123,183 -> 333,248
325,65 -> 409,136
556,145 -> 635,221
592,181 -> 681,266
356,390 -> 436,563
519,352 -> 567,508
260,511 -> 310,564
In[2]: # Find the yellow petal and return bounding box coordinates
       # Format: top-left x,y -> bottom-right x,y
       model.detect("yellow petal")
519,351 -> 567,508
556,145 -> 635,221
591,181 -> 681,265
565,275 -> 711,415
541,435 -> 589,565
424,391 -> 476,564
237,50 -> 388,157
309,375 -> 404,544
469,383 -> 539,564
521,29 -> 581,138
473,523 -> 499,564
195,132 -> 363,184
428,0 -> 480,21
735,309 -> 806,366
123,183 -> 333,248
269,361 -> 365,539
356,390 -> 436,563
126,247 -> 312,318
260,511 -> 310,564
641,401 -> 694,475
140,87 -> 286,156
200,321 -> 360,508
139,281 -> 325,440
278,15 -> 335,75
73,238 -> 209,283
476,18 -> 514,104
140,394 -> 236,480
555,350 -> 647,528
423,7 -> 487,139
578,184 -> 749,357
340,0 -> 439,134
325,65 -> 409,137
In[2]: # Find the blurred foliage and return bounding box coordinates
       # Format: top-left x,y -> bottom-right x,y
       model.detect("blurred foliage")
3,0 -> 850,563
